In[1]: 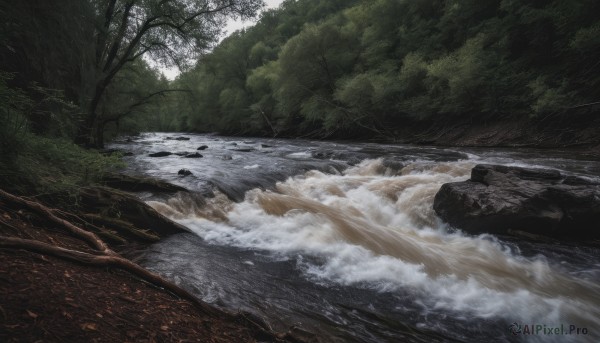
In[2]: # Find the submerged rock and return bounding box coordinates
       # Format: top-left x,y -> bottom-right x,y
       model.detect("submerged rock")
178,169 -> 192,176
166,136 -> 190,141
433,164 -> 600,238
149,151 -> 172,157
184,152 -> 203,158
231,148 -> 254,152
197,145 -> 208,150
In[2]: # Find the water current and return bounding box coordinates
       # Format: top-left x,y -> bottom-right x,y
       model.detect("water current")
109,133 -> 600,342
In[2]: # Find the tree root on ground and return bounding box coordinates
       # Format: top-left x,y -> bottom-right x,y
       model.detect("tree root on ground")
0,188 -> 111,253
0,188 -> 290,342
0,235 -> 219,316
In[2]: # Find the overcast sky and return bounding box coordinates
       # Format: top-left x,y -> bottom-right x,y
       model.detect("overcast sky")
160,0 -> 285,80
223,0 -> 285,37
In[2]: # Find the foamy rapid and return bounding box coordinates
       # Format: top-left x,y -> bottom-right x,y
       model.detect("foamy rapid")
148,158 -> 600,341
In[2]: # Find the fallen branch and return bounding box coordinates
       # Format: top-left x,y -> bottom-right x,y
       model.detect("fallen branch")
0,189 -> 290,341
81,213 -> 160,242
0,189 -> 111,254
0,236 -> 220,316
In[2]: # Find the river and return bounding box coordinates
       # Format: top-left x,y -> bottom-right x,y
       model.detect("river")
109,133 -> 600,342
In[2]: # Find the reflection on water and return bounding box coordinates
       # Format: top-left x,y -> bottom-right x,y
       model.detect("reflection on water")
110,133 -> 600,343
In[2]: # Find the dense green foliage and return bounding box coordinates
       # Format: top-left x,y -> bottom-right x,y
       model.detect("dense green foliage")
0,73 -> 122,195
2,0 -> 599,154
172,0 -> 600,138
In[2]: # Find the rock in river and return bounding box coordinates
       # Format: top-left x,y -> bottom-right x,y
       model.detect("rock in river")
149,151 -> 172,157
184,152 -> 203,158
433,164 -> 600,238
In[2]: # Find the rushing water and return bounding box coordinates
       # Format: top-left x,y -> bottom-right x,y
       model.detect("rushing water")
110,133 -> 600,342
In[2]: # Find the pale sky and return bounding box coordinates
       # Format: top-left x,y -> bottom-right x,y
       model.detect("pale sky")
160,0 -> 285,80
223,0 -> 284,37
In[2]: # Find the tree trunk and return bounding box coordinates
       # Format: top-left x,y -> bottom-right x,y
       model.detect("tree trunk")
75,78 -> 108,148
74,118 -> 94,147
95,120 -> 105,149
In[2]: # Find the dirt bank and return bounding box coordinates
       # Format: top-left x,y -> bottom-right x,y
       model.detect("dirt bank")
0,191 -> 301,342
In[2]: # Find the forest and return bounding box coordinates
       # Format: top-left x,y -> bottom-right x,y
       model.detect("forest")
2,0 -> 600,149
172,0 -> 600,138
1,0 -> 599,200
2,1 -> 600,342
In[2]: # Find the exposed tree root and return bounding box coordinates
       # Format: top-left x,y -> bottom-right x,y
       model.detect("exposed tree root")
81,213 -> 160,242
0,188 -> 290,341
0,189 -> 111,253
0,236 -> 220,316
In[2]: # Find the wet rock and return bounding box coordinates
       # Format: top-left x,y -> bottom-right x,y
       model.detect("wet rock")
174,152 -> 189,156
78,186 -> 188,238
166,136 -> 190,141
382,158 -> 405,174
433,164 -> 600,238
178,169 -> 192,176
197,145 -> 208,150
184,152 -> 203,158
231,148 -> 254,152
260,144 -> 272,148
149,151 -> 172,157
311,150 -> 366,166
102,173 -> 188,193
311,151 -> 334,159
222,154 -> 233,160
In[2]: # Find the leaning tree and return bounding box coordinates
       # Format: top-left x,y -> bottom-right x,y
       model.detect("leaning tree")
77,0 -> 264,147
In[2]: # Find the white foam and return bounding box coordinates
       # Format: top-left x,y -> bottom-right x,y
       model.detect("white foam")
151,158 -> 600,334
286,152 -> 312,159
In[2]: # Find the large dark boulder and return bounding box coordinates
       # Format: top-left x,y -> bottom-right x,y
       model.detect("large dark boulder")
433,164 -> 600,238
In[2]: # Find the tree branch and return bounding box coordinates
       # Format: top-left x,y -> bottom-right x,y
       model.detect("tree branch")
95,0 -> 119,67
103,1 -> 136,72
0,236 -> 220,316
103,89 -> 190,124
0,189 -> 111,253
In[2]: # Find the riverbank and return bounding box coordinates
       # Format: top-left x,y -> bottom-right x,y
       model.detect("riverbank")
0,187 -> 300,342
391,113 -> 600,158
209,111 -> 600,160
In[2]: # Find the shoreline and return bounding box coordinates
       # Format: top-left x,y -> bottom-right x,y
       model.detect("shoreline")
0,186 -> 300,343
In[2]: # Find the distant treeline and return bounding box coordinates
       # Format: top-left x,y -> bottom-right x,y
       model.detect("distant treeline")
168,0 -> 600,138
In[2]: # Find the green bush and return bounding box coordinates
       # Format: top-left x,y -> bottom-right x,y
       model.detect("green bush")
0,73 -> 122,196
0,133 -> 123,196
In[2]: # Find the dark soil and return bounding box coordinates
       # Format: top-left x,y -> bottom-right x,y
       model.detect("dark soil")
0,202 -> 291,343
